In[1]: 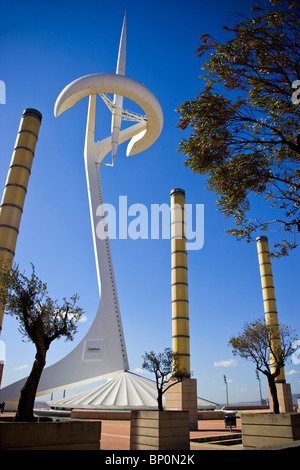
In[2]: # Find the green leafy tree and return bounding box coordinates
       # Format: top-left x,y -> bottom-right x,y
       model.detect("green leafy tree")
141,348 -> 188,411
0,261 -> 84,422
228,317 -> 297,414
177,1 -> 300,257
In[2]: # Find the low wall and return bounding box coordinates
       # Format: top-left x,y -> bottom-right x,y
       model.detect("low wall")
71,409 -> 227,421
242,412 -> 300,449
222,405 -> 269,411
70,409 -> 262,421
254,440 -> 300,450
0,420 -> 101,450
71,409 -> 131,420
197,411 -> 226,420
68,408 -> 273,421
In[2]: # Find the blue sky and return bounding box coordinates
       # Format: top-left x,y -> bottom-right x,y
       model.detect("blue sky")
0,0 -> 299,406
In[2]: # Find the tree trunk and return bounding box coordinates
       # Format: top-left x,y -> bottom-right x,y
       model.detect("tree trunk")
14,347 -> 47,422
267,374 -> 280,414
157,391 -> 163,411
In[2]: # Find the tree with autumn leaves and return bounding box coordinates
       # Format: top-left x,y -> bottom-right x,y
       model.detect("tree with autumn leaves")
177,0 -> 300,257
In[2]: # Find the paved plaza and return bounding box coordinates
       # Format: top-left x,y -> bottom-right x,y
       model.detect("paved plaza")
1,413 -> 243,450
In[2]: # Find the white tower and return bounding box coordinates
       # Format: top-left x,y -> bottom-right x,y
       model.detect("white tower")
0,13 -> 163,403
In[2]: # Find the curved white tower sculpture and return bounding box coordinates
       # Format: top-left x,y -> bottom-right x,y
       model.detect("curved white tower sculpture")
0,13 -> 163,402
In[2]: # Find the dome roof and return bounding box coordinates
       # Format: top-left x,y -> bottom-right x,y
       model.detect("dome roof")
48,371 -> 218,411
48,371 -> 159,410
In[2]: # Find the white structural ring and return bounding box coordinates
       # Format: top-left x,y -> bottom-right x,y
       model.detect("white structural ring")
54,73 -> 163,156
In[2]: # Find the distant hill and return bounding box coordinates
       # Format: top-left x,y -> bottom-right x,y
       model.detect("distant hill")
217,393 -> 300,409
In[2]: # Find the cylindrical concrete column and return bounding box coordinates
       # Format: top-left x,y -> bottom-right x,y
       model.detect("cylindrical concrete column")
256,236 -> 285,382
0,108 -> 42,332
170,188 -> 190,376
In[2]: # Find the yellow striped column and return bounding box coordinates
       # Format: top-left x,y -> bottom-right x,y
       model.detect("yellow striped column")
256,236 -> 285,382
170,188 -> 190,376
167,188 -> 197,430
0,108 -> 42,332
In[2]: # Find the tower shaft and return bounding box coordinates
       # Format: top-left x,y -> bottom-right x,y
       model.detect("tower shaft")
170,188 -> 190,376
0,109 -> 42,331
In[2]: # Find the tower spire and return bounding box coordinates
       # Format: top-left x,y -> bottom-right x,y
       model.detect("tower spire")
116,11 -> 127,76
111,11 -> 127,163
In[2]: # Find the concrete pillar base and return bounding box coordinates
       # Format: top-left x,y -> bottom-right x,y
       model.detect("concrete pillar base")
165,377 -> 198,430
274,383 -> 294,413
